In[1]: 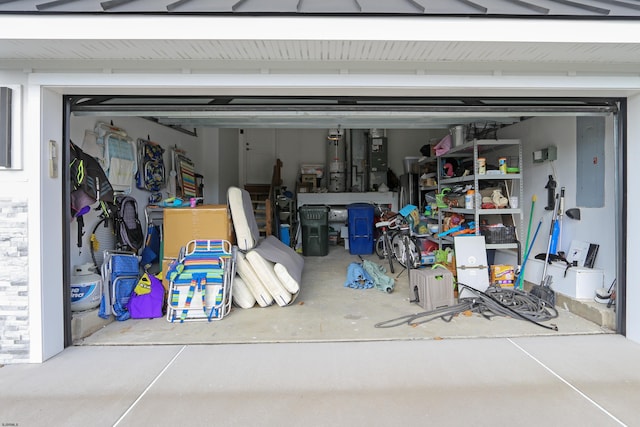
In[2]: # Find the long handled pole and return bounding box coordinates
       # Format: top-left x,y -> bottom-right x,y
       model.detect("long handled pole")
522,195 -> 537,269
557,187 -> 565,252
541,194 -> 560,285
516,218 -> 542,289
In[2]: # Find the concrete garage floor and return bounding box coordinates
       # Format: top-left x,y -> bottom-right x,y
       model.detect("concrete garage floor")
75,244 -> 614,346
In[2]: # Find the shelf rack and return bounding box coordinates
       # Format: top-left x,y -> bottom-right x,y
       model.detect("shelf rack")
435,139 -> 524,261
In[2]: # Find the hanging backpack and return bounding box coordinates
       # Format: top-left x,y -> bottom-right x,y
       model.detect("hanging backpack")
70,141 -> 115,250
69,141 -> 114,215
135,138 -> 166,200
102,132 -> 137,194
114,194 -> 144,253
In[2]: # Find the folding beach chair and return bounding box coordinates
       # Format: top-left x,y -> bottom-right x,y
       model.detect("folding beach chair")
99,250 -> 140,321
166,240 -> 236,322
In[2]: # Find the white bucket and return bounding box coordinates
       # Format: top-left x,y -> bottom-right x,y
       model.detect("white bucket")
70,263 -> 102,312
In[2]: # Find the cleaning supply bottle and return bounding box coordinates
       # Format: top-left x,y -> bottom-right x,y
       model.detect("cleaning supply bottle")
465,189 -> 475,209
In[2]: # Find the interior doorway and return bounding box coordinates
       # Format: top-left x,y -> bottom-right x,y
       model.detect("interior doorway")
242,128 -> 277,186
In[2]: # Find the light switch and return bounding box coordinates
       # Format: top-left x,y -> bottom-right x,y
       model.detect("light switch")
49,140 -> 58,178
533,150 -> 544,163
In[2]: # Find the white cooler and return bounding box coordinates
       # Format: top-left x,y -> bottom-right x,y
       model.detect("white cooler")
523,258 -> 603,299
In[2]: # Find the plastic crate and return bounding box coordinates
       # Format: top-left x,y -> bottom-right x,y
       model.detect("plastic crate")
480,225 -> 517,244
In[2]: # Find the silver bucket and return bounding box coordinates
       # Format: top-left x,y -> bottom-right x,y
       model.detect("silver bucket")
450,125 -> 466,147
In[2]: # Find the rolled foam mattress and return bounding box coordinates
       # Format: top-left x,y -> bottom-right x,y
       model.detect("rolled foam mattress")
236,251 -> 273,307
232,275 -> 256,309
227,186 -> 260,251
245,250 -> 292,307
253,235 -> 303,299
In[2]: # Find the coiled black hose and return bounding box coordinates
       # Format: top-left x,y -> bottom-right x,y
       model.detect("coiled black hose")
374,283 -> 558,331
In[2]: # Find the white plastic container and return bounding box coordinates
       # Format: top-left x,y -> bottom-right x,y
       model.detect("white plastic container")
70,263 -> 103,311
465,190 -> 475,209
403,156 -> 420,174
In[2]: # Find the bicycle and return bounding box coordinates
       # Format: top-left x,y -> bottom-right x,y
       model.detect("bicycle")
374,206 -> 401,274
391,220 -> 422,271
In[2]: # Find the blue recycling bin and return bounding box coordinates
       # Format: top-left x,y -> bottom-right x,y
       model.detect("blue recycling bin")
347,203 -> 375,255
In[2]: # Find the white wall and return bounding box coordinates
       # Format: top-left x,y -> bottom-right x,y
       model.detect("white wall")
218,128 -> 240,201
497,116 -> 616,288
386,128 -> 448,176
257,127 -> 447,191
68,115 -> 201,268
199,127 -> 220,204
37,88 -> 65,360
275,128 -> 327,191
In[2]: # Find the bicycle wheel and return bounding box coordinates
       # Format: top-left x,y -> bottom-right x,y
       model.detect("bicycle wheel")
391,233 -> 422,269
383,231 -> 395,274
375,231 -> 395,273
375,234 -> 386,259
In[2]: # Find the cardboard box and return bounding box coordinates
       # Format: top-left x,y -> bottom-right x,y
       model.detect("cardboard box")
301,174 -> 317,189
163,205 -> 233,258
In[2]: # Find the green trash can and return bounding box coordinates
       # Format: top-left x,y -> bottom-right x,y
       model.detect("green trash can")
299,205 -> 330,256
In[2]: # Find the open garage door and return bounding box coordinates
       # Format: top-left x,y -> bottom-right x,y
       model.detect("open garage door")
63,95 -> 625,346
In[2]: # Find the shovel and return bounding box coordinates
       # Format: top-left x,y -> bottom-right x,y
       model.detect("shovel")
530,194 -> 558,306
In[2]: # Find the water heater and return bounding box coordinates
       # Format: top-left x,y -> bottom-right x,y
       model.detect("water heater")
327,129 -> 346,192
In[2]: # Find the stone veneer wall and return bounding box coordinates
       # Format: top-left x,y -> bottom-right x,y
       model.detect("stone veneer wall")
0,198 -> 29,364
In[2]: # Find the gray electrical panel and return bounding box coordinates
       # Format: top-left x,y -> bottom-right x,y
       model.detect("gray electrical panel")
576,116 -> 605,208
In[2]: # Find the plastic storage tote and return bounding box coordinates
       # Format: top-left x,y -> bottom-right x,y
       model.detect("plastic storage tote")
347,203 -> 375,255
299,205 -> 330,256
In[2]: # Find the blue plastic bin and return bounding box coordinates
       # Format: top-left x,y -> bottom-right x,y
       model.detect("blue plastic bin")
347,203 -> 375,255
280,224 -> 291,246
